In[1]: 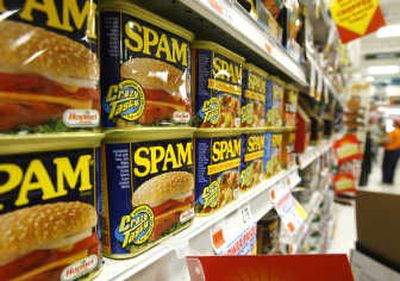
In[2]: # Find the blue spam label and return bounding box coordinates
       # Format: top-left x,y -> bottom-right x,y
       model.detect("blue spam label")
265,79 -> 284,127
241,69 -> 266,127
100,9 -> 192,128
102,138 -> 194,256
195,135 -> 241,214
263,132 -> 282,177
0,146 -> 102,278
193,50 -> 243,128
240,133 -> 264,191
265,80 -> 273,126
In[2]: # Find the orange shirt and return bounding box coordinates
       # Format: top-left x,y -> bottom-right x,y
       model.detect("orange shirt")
385,128 -> 400,150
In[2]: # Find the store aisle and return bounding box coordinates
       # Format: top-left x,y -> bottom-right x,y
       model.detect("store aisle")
328,204 -> 356,255
328,153 -> 400,255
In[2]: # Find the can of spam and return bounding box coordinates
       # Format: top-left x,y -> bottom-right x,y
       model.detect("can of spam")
100,1 -> 194,128
265,76 -> 285,127
281,131 -> 296,169
241,64 -> 268,128
0,1 -> 100,134
192,41 -> 245,128
263,132 -> 283,178
284,84 -> 299,127
0,133 -> 103,280
102,128 -> 195,258
195,129 -> 241,215
240,128 -> 265,191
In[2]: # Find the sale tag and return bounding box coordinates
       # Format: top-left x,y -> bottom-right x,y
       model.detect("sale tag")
274,193 -> 308,236
330,0 -> 385,44
211,227 -> 225,251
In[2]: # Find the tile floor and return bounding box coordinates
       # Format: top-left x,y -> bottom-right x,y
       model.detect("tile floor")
328,149 -> 400,255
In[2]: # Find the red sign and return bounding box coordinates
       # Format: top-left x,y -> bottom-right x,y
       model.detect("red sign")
333,134 -> 363,165
333,173 -> 357,194
187,255 -> 354,281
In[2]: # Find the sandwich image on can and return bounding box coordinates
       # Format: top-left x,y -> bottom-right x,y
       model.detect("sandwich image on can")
100,1 -> 194,128
102,128 -> 195,258
0,202 -> 99,281
0,1 -> 100,133
0,133 -> 103,281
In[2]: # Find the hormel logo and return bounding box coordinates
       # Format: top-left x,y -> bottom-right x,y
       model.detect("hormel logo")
173,111 -> 190,123
63,110 -> 99,128
61,255 -> 98,281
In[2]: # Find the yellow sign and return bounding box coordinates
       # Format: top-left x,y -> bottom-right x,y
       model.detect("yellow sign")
330,0 -> 385,43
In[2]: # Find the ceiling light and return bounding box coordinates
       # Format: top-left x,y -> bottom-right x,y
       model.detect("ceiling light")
367,65 -> 400,75
376,25 -> 400,38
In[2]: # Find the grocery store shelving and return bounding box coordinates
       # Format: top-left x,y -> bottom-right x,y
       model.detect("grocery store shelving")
297,139 -> 333,170
132,0 -> 307,87
293,191 -> 324,253
306,50 -> 344,107
97,166 -> 301,281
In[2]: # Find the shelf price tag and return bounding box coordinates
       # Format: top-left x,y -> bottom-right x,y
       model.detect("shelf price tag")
264,42 -> 272,54
269,181 -> 289,204
286,170 -> 301,189
207,0 -> 223,15
240,204 -> 253,225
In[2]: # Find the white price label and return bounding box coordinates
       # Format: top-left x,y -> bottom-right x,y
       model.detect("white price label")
240,205 -> 253,225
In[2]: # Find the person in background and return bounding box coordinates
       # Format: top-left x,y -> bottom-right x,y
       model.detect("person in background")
382,119 -> 400,184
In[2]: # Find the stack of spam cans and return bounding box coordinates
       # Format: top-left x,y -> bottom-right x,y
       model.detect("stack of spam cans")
0,0 -> 300,270
0,1 -> 103,279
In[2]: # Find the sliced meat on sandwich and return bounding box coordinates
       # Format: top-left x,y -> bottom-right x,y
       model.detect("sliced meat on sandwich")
131,171 -> 194,241
0,20 -> 99,131
0,202 -> 99,281
120,58 -> 190,125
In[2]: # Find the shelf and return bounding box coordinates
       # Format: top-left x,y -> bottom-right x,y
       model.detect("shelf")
132,0 -> 307,87
266,126 -> 296,133
297,139 -> 333,169
306,51 -> 344,107
293,191 -> 324,253
97,166 -> 300,281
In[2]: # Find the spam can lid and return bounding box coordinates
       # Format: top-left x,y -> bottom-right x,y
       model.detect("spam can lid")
285,83 -> 299,91
193,40 -> 245,64
0,132 -> 104,155
241,127 -> 267,134
100,0 -> 195,42
195,128 -> 243,138
268,75 -> 285,86
244,63 -> 269,79
105,127 -> 195,143
264,126 -> 295,133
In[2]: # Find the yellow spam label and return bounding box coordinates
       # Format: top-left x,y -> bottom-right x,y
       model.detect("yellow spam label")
0,149 -> 97,211
133,142 -> 193,177
272,134 -> 282,147
124,20 -> 189,67
0,0 -> 97,39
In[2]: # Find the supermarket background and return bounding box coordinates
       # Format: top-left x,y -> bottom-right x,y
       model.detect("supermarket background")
1,0 -> 400,280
